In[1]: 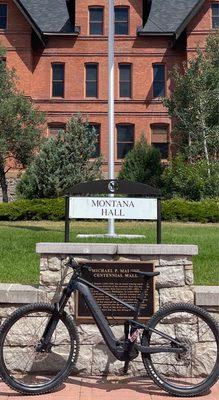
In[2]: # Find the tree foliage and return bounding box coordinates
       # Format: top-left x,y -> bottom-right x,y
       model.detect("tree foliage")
17,115 -> 102,199
118,134 -> 163,188
162,156 -> 219,201
0,44 -> 45,201
164,31 -> 219,174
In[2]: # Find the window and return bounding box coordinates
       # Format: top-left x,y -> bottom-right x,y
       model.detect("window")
153,64 -> 165,98
88,123 -> 101,157
0,4 -> 7,29
48,124 -> 66,136
151,125 -> 169,159
86,64 -> 98,97
117,124 -> 134,159
89,7 -> 103,35
212,4 -> 219,28
52,64 -> 64,97
119,64 -> 132,98
115,7 -> 129,35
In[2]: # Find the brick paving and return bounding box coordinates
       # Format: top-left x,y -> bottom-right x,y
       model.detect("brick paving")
0,376 -> 218,400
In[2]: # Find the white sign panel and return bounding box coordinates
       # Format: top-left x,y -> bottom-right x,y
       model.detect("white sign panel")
69,197 -> 157,220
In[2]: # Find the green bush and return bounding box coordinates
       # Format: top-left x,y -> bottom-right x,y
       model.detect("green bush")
162,198 -> 219,223
162,156 -> 219,201
118,134 -> 163,188
0,198 -> 218,223
0,198 -> 65,221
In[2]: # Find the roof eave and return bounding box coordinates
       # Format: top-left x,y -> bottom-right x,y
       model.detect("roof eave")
13,0 -> 46,46
43,26 -> 80,36
137,30 -> 174,37
175,0 -> 206,39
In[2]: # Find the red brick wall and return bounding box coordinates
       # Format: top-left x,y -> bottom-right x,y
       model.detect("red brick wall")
0,0 -> 216,175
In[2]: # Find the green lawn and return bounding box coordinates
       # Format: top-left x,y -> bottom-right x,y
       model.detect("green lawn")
0,221 -> 218,286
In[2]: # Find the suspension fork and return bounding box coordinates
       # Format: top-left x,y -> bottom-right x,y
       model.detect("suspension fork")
36,286 -> 73,352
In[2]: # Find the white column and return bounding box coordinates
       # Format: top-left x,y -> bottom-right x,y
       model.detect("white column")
107,0 -> 115,236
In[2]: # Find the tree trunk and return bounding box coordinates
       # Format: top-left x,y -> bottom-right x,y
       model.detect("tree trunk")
200,111 -> 211,177
203,133 -> 211,178
0,167 -> 8,202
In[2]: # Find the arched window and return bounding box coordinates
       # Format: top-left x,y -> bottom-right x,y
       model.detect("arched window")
151,124 -> 169,159
117,124 -> 134,159
48,123 -> 66,136
0,4 -> 7,30
115,7 -> 129,35
119,63 -> 132,98
89,7 -> 104,35
85,63 -> 98,98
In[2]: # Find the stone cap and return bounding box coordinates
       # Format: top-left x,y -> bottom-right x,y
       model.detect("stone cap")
0,284 -> 45,304
36,243 -> 198,256
195,286 -> 219,307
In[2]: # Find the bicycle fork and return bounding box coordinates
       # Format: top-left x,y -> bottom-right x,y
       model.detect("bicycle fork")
36,287 -> 72,353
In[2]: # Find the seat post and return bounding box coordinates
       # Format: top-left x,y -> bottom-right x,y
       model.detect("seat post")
134,278 -> 148,321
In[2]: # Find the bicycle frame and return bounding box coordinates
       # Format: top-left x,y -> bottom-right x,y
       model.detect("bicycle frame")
39,271 -> 185,361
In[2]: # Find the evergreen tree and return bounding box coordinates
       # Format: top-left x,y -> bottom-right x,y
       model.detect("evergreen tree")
17,115 -> 102,199
0,44 -> 45,202
118,134 -> 163,188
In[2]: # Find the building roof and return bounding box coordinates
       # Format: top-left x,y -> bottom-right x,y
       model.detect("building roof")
13,0 -> 205,40
14,0 -> 78,35
138,0 -> 206,38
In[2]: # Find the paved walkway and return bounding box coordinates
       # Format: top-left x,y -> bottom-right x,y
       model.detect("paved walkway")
0,377 -> 219,400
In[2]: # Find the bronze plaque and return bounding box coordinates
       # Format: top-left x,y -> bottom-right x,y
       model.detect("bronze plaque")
75,262 -> 155,323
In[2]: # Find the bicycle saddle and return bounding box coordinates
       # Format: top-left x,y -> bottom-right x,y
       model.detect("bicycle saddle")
133,270 -> 160,278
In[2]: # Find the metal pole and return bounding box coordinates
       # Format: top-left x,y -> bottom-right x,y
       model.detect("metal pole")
157,198 -> 161,244
65,196 -> 70,242
108,0 -> 115,236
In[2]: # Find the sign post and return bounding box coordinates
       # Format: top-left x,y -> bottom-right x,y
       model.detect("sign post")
108,0 -> 116,236
64,179 -> 162,242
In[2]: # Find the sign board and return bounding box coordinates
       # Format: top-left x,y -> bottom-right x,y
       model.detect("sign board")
75,262 -> 155,323
69,197 -> 157,220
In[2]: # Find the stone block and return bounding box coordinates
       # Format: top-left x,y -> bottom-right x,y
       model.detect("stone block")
158,257 -> 192,267
92,344 -> 122,375
40,257 -> 48,271
0,284 -> 39,304
159,287 -> 194,306
76,345 -> 93,374
48,257 -> 61,271
195,286 -> 219,307
156,266 -> 185,288
0,305 -> 18,318
40,270 -> 61,286
185,269 -> 194,285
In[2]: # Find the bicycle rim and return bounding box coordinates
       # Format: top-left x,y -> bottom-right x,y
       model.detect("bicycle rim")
0,305 -> 76,390
142,304 -> 219,395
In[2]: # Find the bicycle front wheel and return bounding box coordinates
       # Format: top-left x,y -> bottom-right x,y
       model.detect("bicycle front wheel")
0,303 -> 79,395
142,303 -> 219,397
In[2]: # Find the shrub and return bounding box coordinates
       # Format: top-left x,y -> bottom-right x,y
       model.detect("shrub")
0,198 -> 218,223
118,134 -> 163,188
17,115 -> 101,199
0,198 -> 65,221
162,156 -> 219,201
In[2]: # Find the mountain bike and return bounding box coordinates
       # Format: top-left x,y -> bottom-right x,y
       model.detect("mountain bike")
0,258 -> 218,397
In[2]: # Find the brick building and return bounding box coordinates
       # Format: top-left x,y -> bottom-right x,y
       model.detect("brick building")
0,0 -> 218,178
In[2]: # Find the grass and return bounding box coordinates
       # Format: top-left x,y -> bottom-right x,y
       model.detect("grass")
0,221 -> 218,286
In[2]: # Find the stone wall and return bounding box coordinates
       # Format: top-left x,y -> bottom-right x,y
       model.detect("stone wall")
0,177 -> 18,202
0,244 -> 218,377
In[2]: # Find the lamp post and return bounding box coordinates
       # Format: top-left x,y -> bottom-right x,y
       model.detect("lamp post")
107,0 -> 115,236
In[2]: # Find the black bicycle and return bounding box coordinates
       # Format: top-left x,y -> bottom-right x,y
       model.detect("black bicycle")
0,258 -> 218,397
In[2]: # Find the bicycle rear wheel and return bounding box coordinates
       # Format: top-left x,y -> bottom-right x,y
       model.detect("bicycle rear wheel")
142,303 -> 219,397
0,303 -> 79,395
